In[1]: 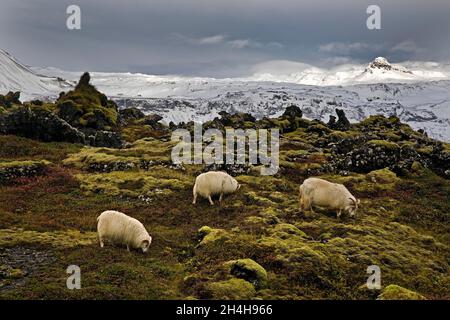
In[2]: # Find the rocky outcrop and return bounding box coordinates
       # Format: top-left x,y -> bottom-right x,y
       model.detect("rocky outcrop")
0,91 -> 21,109
86,130 -> 125,148
336,140 -> 401,173
118,107 -> 145,125
327,108 -> 350,131
203,163 -> 251,176
56,72 -> 119,131
0,107 -> 86,144
0,160 -> 50,184
282,105 -> 303,119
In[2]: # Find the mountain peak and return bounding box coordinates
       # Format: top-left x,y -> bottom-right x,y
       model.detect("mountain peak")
366,56 -> 413,75
369,57 -> 392,70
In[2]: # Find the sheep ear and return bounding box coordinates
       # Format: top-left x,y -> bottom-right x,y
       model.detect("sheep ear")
349,198 -> 357,206
357,199 -> 361,205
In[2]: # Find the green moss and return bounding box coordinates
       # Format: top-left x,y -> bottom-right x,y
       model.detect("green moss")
0,160 -> 51,183
0,228 -> 97,247
0,160 -> 50,169
417,146 -> 433,155
0,135 -> 82,163
244,192 -> 275,206
8,268 -> 26,279
366,168 -> 400,184
410,161 -> 426,174
329,130 -> 361,140
76,171 -> 190,198
63,137 -> 177,172
271,223 -> 307,239
207,278 -> 256,299
367,140 -> 399,151
224,258 -> 268,289
56,74 -> 118,129
198,226 -> 230,246
1,108 -> 449,300
378,284 -> 426,300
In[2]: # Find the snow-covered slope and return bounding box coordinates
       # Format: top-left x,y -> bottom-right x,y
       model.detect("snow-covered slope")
247,57 -> 450,85
0,50 -> 72,100
1,50 -> 449,141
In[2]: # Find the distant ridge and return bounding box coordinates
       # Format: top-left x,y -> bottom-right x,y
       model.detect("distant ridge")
0,50 -> 72,100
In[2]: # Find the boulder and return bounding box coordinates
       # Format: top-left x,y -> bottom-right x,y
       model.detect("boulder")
142,114 -> 163,128
336,140 -> 401,173
378,284 -> 426,300
282,105 -> 303,119
119,107 -> 145,125
207,278 -> 256,300
224,258 -> 268,289
86,130 -> 125,148
328,108 -> 350,131
0,160 -> 50,184
0,91 -> 21,108
0,107 -> 86,144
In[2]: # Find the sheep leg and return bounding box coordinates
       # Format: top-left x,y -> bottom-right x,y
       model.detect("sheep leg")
192,192 -> 197,205
337,210 -> 342,218
99,238 -> 104,248
219,193 -> 224,205
126,245 -> 130,252
208,195 -> 214,206
305,197 -> 314,213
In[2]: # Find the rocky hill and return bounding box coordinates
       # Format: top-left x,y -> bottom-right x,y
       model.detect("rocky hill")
0,79 -> 449,300
1,51 -> 450,142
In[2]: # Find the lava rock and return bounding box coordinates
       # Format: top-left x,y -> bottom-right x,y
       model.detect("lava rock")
282,105 -> 303,119
328,108 -> 351,131
0,91 -> 21,108
0,107 -> 86,144
86,130 -> 125,148
203,163 -> 251,176
118,107 -> 145,125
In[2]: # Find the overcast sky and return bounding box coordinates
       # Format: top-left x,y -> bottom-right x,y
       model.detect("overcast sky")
1,0 -> 450,77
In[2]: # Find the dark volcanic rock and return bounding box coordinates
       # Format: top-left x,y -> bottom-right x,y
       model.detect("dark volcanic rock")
0,161 -> 49,184
282,105 -> 303,119
203,163 -> 251,176
0,107 -> 125,148
0,91 -> 21,109
215,111 -> 256,127
0,107 -> 86,144
142,114 -> 163,127
119,107 -> 146,125
334,140 -> 401,173
327,108 -> 351,131
57,100 -> 82,124
86,130 -> 125,148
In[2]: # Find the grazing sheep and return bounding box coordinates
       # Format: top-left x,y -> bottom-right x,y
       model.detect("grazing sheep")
97,210 -> 152,253
299,177 -> 360,217
193,171 -> 241,205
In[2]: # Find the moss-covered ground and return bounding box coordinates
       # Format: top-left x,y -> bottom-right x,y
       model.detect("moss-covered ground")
0,120 -> 448,300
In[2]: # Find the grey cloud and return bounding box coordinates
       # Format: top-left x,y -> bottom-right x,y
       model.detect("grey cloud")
0,0 -> 449,77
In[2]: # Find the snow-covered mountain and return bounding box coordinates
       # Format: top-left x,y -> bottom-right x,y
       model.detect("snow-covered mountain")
1,50 -> 449,141
247,57 -> 450,85
0,50 -> 72,100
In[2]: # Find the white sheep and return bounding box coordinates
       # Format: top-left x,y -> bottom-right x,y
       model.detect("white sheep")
192,171 -> 241,205
299,177 -> 360,218
97,210 -> 152,253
